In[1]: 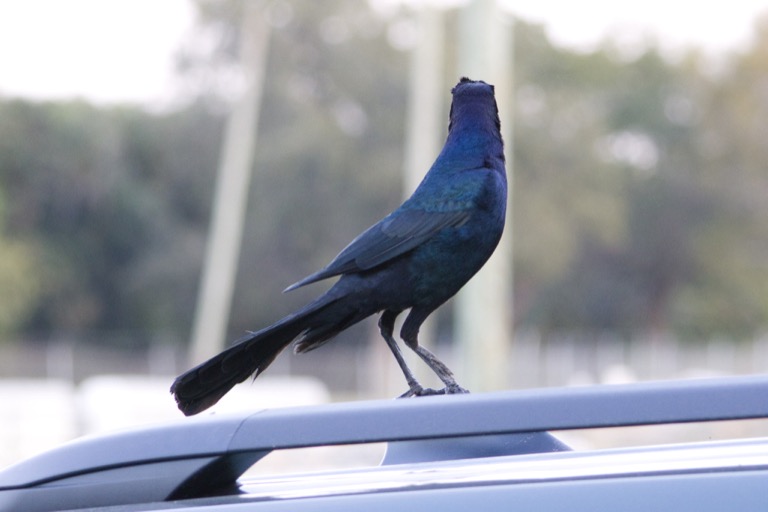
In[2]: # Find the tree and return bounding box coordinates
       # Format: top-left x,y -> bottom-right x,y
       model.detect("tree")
512,17 -> 768,339
1,5 -> 766,349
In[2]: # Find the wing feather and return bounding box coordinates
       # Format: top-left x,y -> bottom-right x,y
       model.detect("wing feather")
285,208 -> 471,291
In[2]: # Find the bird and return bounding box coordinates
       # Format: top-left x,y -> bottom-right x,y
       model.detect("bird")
171,77 -> 507,416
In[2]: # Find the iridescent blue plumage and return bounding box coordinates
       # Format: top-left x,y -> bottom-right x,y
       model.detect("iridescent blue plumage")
172,78 -> 507,415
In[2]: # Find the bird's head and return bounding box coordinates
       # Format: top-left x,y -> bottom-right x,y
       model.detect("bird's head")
451,77 -> 494,95
448,77 -> 501,136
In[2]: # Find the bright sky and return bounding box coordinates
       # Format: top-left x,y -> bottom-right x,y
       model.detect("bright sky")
0,0 -> 765,105
0,0 -> 195,105
508,0 -> 765,55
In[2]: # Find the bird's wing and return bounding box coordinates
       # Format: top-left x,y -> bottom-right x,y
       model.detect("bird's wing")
353,207 -> 471,268
285,207 -> 471,291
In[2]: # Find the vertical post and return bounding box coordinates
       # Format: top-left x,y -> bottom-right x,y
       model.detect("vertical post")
455,0 -> 514,391
189,1 -> 270,364
372,5 -> 447,397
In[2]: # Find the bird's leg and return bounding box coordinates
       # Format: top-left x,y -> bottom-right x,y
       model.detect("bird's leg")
411,345 -> 469,394
401,309 -> 469,395
378,310 -> 440,398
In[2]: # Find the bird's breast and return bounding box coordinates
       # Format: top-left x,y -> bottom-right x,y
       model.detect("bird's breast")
407,205 -> 504,303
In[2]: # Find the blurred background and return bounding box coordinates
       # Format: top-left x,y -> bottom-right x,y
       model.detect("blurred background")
1,0 -> 768,467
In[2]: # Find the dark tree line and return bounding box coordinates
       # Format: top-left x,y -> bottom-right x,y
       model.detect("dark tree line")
0,2 -> 766,347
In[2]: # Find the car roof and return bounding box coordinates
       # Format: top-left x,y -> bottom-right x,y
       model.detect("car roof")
74,437 -> 768,511
1,374 -> 767,511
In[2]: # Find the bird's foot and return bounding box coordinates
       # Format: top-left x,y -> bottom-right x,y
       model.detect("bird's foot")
398,383 -> 469,398
398,385 -> 444,398
442,383 -> 470,395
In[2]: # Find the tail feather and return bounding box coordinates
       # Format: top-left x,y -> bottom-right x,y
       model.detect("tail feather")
170,329 -> 296,416
171,293 -> 371,416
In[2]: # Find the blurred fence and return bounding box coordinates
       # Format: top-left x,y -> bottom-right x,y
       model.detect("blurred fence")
507,330 -> 768,388
3,329 -> 768,391
1,330 -> 767,468
2,329 -> 768,394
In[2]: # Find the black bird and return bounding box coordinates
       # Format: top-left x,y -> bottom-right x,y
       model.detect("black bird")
171,77 -> 507,416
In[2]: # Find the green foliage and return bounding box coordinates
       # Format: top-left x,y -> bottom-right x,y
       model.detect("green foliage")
0,3 -> 766,346
513,16 -> 768,339
0,234 -> 40,337
0,100 -> 220,343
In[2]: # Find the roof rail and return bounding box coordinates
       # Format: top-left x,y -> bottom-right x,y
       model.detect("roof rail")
1,375 -> 767,511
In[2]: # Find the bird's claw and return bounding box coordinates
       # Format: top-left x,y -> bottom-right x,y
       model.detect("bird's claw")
444,383 -> 470,394
398,385 -> 442,398
398,383 -> 470,398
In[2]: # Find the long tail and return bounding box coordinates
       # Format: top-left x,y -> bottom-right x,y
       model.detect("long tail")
171,292 -> 368,416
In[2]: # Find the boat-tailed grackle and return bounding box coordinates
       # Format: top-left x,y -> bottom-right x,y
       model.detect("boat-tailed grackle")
171,77 -> 507,415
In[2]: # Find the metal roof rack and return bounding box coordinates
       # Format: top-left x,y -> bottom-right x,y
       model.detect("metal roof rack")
1,374 -> 767,512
